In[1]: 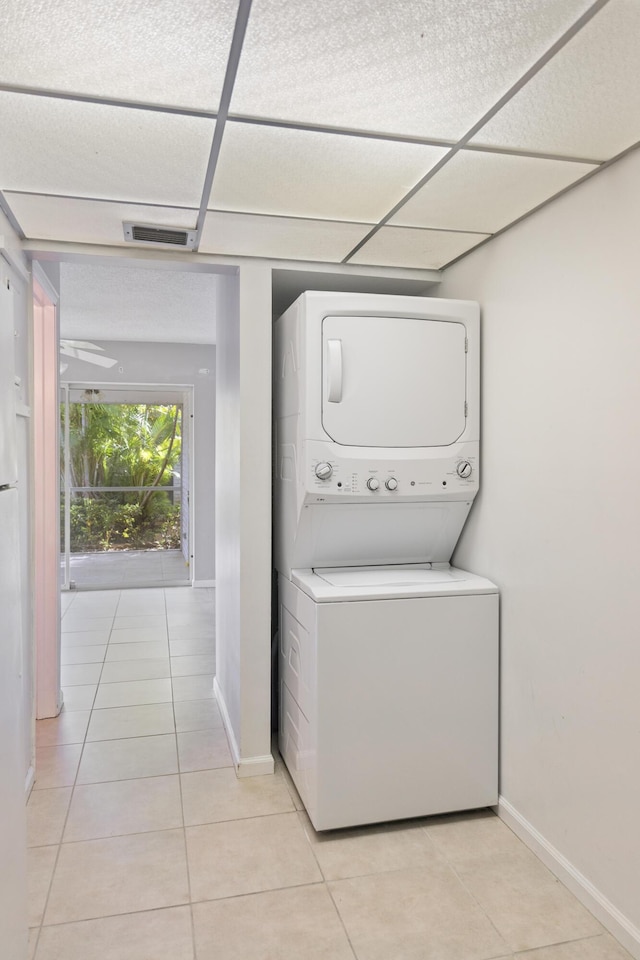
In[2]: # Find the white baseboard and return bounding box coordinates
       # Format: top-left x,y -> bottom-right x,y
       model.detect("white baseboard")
236,754 -> 275,778
36,691 -> 64,721
193,579 -> 215,588
24,765 -> 35,799
213,676 -> 240,767
213,676 -> 274,779
497,796 -> 640,959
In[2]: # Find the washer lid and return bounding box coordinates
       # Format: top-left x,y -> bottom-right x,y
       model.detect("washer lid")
314,565 -> 465,588
291,564 -> 498,601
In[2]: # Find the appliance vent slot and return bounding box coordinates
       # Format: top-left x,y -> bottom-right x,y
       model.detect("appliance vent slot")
133,226 -> 186,245
123,222 -> 197,249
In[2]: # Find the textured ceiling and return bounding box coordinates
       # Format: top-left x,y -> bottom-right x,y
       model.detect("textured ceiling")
59,263 -> 218,343
1,0 -> 637,270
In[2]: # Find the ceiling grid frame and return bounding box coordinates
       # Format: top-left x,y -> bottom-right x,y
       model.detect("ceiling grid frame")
3,0 -> 639,269
0,79 -> 607,167
194,0 -> 254,247
6,190 -> 199,212
340,0 -> 612,263
442,134 -> 640,272
0,189 -> 26,239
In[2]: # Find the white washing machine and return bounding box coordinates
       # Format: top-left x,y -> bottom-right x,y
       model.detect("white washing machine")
274,292 -> 499,830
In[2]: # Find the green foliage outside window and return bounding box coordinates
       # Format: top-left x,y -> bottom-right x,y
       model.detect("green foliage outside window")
61,402 -> 182,553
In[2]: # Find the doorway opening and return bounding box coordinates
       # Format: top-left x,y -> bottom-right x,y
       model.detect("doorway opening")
60,383 -> 193,590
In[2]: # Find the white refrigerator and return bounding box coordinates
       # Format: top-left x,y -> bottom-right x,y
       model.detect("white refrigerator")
0,270 -> 28,960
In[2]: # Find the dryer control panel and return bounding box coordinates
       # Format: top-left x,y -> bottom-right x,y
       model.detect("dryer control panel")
304,440 -> 478,503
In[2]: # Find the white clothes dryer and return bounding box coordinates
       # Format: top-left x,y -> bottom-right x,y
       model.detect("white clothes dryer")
273,292 -> 499,831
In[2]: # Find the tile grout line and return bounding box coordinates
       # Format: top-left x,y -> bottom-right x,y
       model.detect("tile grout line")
30,598 -> 112,952
416,820 -> 515,956
77,588 -> 180,790
33,879 -> 330,932
33,594 -> 120,940
33,587 -> 216,955
167,593 -> 187,844
61,600 -> 117,715
30,796 -> 298,853
298,811 -> 614,960
439,836 -> 585,956
295,810 -> 360,960
36,589 -> 178,946
31,900 -> 196,932
186,878 -> 328,908
69,714 -> 220,747
513,932 -> 620,956
30,813 -> 187,847
83,603 -> 119,715
166,587 -> 198,960
420,814 -> 616,954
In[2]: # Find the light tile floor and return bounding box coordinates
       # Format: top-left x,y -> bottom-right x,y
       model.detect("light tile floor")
27,588 -> 631,960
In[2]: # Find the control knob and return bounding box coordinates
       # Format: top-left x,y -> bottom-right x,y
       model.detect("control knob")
366,477 -> 380,491
315,462 -> 333,480
456,460 -> 472,479
385,478 -> 398,491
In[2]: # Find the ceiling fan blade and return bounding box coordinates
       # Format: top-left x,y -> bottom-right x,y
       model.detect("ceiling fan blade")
59,344 -> 118,368
60,339 -> 106,351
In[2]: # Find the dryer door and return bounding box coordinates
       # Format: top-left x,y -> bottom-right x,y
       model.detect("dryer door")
322,315 -> 466,447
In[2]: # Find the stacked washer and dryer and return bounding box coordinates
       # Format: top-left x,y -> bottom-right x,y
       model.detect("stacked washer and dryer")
274,292 -> 498,831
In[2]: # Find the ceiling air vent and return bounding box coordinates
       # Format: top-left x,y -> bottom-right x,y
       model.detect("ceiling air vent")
123,222 -> 197,249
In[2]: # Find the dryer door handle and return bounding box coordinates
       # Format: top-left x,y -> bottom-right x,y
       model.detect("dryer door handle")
327,339 -> 343,403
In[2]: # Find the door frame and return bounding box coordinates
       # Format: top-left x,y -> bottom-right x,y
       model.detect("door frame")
32,262 -> 62,719
30,249 -> 223,724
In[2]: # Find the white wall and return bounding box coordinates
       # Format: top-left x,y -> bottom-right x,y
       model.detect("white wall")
439,148 -> 640,953
215,263 -> 274,775
0,214 -> 29,960
213,261 -> 442,777
214,272 -> 242,753
60,340 -> 216,582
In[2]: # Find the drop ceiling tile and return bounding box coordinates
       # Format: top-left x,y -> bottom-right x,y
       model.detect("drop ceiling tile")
0,93 -> 213,206
200,211 -> 371,262
391,150 -> 597,233
59,264 -> 218,344
231,0 -> 595,139
471,0 -> 640,160
349,226 -> 489,270
210,122 -> 446,222
1,0 -> 237,110
5,193 -> 196,246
